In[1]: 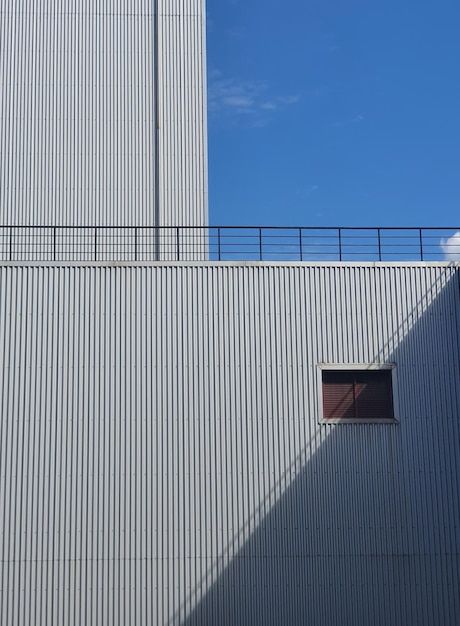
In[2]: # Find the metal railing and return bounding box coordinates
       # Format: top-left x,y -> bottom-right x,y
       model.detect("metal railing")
0,226 -> 459,262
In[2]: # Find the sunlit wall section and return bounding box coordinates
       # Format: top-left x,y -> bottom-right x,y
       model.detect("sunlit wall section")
0,0 -> 208,240
157,0 -> 208,259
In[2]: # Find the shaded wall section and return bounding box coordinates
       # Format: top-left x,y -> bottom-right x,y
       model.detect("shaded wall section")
0,262 -> 459,625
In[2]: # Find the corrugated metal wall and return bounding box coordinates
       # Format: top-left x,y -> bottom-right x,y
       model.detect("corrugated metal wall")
0,262 -> 459,625
0,1 -> 208,229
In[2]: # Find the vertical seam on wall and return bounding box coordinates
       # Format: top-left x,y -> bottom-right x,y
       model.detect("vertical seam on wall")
154,0 -> 161,256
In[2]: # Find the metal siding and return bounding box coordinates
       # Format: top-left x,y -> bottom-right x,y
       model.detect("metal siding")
0,263 -> 459,625
0,1 -> 208,230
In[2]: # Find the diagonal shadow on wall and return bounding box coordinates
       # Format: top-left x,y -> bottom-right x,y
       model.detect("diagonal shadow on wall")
176,266 -> 460,626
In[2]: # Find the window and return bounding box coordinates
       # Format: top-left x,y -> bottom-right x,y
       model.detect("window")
320,366 -> 396,423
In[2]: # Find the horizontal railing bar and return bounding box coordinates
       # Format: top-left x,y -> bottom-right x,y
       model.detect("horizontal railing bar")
2,225 -> 460,230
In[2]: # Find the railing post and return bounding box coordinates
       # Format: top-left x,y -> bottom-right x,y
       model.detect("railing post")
9,227 -> 13,261
177,226 -> 180,261
94,226 -> 97,261
259,227 -> 263,261
419,228 -> 424,261
134,227 -> 138,261
299,228 -> 303,261
218,227 -> 221,261
53,226 -> 57,261
378,228 -> 382,261
338,228 -> 343,261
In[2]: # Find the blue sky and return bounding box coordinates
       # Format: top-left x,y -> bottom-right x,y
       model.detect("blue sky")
206,0 -> 460,227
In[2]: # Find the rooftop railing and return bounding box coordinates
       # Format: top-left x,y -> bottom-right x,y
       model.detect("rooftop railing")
1,226 -> 459,262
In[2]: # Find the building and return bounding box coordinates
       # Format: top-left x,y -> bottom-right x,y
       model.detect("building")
0,3 -> 459,626
0,0 -> 207,231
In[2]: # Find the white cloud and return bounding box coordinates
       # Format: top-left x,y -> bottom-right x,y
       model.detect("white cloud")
277,95 -> 301,106
207,72 -> 300,126
222,95 -> 255,109
440,231 -> 460,260
260,102 -> 278,111
207,74 -> 266,113
334,113 -> 365,128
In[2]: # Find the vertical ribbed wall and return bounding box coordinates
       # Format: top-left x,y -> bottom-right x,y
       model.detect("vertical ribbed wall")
0,1 -> 207,228
158,0 -> 208,228
0,263 -> 459,625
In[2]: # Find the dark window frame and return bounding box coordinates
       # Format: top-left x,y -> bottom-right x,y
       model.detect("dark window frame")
318,364 -> 398,424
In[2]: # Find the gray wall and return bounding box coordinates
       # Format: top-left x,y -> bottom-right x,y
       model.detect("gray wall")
0,1 -> 208,228
0,262 -> 459,625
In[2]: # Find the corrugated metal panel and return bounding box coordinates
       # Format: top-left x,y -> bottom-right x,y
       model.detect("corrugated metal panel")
0,1 -> 208,229
0,263 -> 459,625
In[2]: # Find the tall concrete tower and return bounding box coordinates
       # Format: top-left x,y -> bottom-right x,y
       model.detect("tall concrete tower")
0,0 -> 208,229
